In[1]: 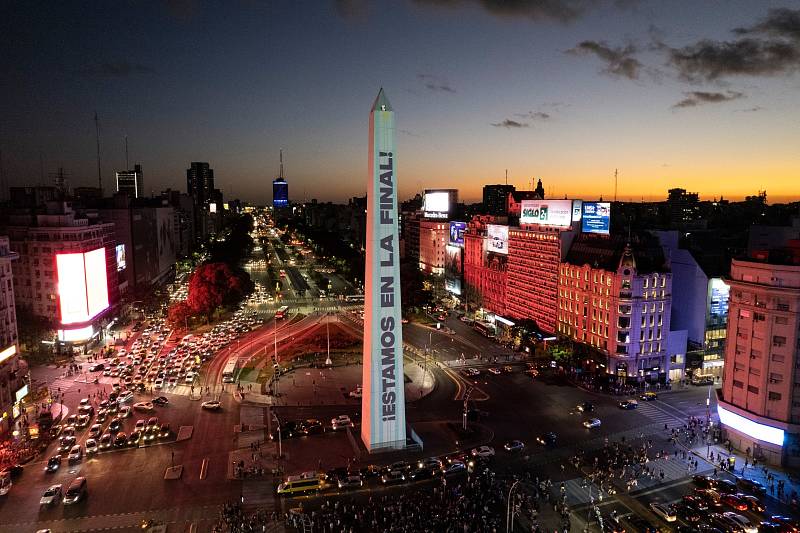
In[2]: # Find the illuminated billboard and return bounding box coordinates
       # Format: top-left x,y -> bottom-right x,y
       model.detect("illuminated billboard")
572,200 -> 583,222
115,244 -> 126,272
718,405 -> 784,446
520,200 -> 573,227
423,189 -> 455,219
57,325 -> 95,343
581,202 -> 611,234
445,245 -> 463,295
449,221 -> 466,246
0,345 -> 16,365
486,224 -> 508,255
273,178 -> 288,207
56,248 -> 109,325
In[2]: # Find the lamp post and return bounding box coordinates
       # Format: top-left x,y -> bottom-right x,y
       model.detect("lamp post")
506,480 -> 521,533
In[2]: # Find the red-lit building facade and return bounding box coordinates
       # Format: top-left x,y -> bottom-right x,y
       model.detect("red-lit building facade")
0,236 -> 26,436
557,234 -> 673,383
419,219 -> 449,275
463,216 -> 507,315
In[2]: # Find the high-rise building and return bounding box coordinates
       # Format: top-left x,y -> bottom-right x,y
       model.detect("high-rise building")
0,236 -> 26,437
273,150 -> 289,208
720,242 -> 800,467
482,184 -> 515,216
115,164 -> 144,198
418,220 -> 448,275
186,162 -> 215,206
463,215 -> 507,316
558,234 -> 674,383
2,202 -> 118,347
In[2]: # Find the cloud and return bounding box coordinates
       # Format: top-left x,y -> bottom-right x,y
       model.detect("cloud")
668,8 -> 800,81
672,90 -> 744,108
514,111 -> 551,120
491,119 -> 529,128
735,106 -> 764,113
411,0 -> 634,24
417,74 -> 457,93
567,40 -> 643,79
79,61 -> 155,78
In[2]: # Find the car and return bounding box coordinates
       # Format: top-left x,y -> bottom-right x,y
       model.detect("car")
641,391 -> 658,401
338,474 -> 363,489
621,514 -> 662,533
45,455 -> 62,473
737,477 -> 767,495
769,516 -> 800,532
128,431 -> 142,446
418,457 -> 443,471
154,378 -> 164,389
108,417 -> 122,432
576,402 -> 594,412
87,424 -> 102,439
583,418 -> 602,428
504,440 -> 525,452
736,494 -> 764,513
62,477 -> 87,505
67,445 -> 82,463
721,493 -> 749,512
714,479 -> 738,494
380,470 -> 406,485
682,494 -> 709,511
488,367 -> 502,375
443,461 -> 466,476
536,432 -> 557,446
693,475 -> 715,488
114,433 -> 128,447
409,467 -> 433,480
618,399 -> 639,410
77,404 -> 94,416
135,419 -> 147,432
133,401 -> 154,411
722,512 -> 757,533
85,439 -> 98,454
331,415 -> 352,430
117,391 -> 134,404
301,419 -> 325,435
471,445 -> 495,458
676,502 -> 703,523
158,423 -> 171,438
152,396 -> 169,406
65,414 -> 78,427
99,433 -> 113,449
649,502 -> 677,522
40,484 -> 62,506
201,400 -> 221,410
88,363 -> 105,372
118,406 -> 132,418
146,417 -> 159,429
59,435 -> 76,452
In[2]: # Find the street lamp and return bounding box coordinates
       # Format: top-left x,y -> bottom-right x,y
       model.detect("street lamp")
506,480 -> 521,533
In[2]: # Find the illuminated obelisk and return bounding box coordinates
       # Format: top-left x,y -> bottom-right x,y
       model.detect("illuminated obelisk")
361,89 -> 407,452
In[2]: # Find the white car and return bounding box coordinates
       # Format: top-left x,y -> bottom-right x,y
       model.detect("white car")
331,415 -> 352,430
133,401 -> 154,411
40,484 -> 62,506
85,439 -> 98,454
649,502 -> 677,522
583,418 -> 602,428
185,372 -> 195,383
154,378 -> 164,389
117,391 -> 134,404
201,400 -> 221,410
471,445 -> 495,458
67,445 -> 82,463
722,512 -> 757,533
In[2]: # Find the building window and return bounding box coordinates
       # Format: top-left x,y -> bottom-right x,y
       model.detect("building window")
747,385 -> 759,394
754,312 -> 766,322
769,373 -> 783,383
772,354 -> 784,363
739,309 -> 751,318
768,392 -> 781,401
775,316 -> 788,325
733,380 -> 743,389
773,335 -> 786,347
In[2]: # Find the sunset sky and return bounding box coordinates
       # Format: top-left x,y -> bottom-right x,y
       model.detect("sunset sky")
1,1 -> 799,204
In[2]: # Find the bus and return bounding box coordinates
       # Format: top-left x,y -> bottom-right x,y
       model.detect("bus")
345,294 -> 364,303
473,322 -> 495,339
691,373 -> 715,386
274,306 -> 289,320
276,471 -> 325,496
222,358 -> 238,383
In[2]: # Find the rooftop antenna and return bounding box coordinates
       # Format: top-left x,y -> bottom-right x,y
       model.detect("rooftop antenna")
614,168 -> 618,203
504,169 -> 508,185
94,112 -> 102,193
279,149 -> 284,180
124,135 -> 129,170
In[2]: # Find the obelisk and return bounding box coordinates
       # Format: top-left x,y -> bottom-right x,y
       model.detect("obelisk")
361,89 -> 407,452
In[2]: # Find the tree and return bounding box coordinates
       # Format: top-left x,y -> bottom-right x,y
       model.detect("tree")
187,262 -> 251,318
167,301 -> 193,330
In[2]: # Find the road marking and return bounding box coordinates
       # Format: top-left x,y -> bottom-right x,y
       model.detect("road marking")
189,523 -> 197,533
200,457 -> 209,479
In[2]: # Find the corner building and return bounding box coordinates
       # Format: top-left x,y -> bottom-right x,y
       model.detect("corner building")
0,236 -> 27,436
720,255 -> 800,467
463,216 -> 507,316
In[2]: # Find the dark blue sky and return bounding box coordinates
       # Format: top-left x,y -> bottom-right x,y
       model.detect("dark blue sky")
2,1 -> 798,204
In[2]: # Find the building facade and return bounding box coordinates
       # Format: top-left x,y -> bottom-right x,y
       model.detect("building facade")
463,216 -> 507,315
418,219 -> 448,275
720,256 -> 800,467
115,164 -> 144,198
482,184 -> 515,216
0,236 -> 26,436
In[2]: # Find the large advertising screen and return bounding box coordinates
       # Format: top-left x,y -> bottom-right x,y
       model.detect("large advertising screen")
273,179 -> 288,207
115,244 -> 126,272
520,200 -> 573,227
444,245 -> 463,295
486,224 -> 509,255
581,202 -> 611,234
57,248 -> 109,325
424,190 -> 451,219
449,221 -> 466,246
572,200 -> 583,222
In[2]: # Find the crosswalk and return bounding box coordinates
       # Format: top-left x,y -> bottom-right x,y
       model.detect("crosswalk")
635,401 -> 683,426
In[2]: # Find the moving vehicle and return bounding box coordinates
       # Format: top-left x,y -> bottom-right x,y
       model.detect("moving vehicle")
40,484 -> 62,506
117,391 -> 134,404
536,432 -> 557,446
473,322 -> 495,338
85,439 -> 98,454
0,473 -> 11,495
45,455 -> 62,473
201,400 -> 221,410
380,470 -> 406,485
576,402 -> 594,412
134,401 -> 154,411
504,440 -> 525,452
331,415 -> 352,430
63,477 -> 87,505
641,391 -> 658,401
650,502 -> 677,522
338,474 -> 363,489
152,396 -> 169,406
692,373 -> 715,385
471,445 -> 495,458
619,399 -> 638,410
67,445 -> 82,463
721,493 -> 748,511
274,305 -> 289,319
443,461 -> 466,476
721,512 -> 757,533
221,358 -> 238,383
276,472 -> 323,495
583,418 -> 602,428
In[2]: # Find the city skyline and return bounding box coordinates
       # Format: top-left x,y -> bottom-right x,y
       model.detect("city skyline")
1,1 -> 799,204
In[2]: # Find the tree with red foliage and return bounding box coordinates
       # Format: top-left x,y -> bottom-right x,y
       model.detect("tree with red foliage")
167,301 -> 193,330
187,262 -> 250,318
